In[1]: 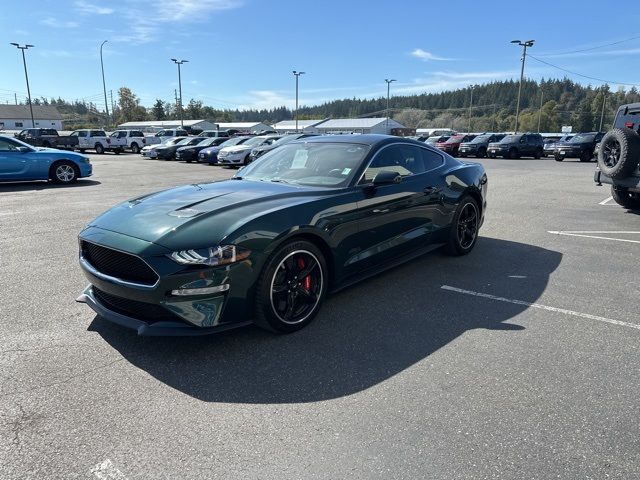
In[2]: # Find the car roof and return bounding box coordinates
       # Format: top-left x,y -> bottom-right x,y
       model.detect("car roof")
293,134 -> 426,148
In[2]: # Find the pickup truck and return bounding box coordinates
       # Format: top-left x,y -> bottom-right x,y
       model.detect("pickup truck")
14,128 -> 79,149
144,128 -> 190,146
108,130 -> 147,154
595,102 -> 640,211
69,129 -> 112,154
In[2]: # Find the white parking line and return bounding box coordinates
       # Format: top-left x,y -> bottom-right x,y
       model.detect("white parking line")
91,459 -> 128,480
599,196 -> 614,205
441,285 -> 640,331
548,231 -> 640,244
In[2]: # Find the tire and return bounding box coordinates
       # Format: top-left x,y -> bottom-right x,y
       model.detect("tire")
42,141 -> 51,148
611,186 -> 640,210
534,148 -> 542,159
478,147 -> 487,158
244,154 -> 252,166
50,161 -> 78,184
579,150 -> 592,162
445,195 -> 480,256
114,149 -> 121,155
508,148 -> 518,159
554,154 -> 564,162
255,240 -> 328,333
95,143 -> 104,154
79,149 -> 86,153
130,142 -> 140,154
597,128 -> 640,179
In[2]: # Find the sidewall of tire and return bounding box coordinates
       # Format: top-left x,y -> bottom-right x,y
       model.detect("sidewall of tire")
445,195 -> 480,256
597,128 -> 640,179
50,161 -> 78,184
255,240 -> 328,333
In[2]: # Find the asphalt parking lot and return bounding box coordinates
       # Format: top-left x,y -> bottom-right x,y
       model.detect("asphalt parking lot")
1,153 -> 639,479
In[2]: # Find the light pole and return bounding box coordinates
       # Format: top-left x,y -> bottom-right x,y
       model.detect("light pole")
100,40 -> 109,125
468,85 -> 474,133
511,39 -> 534,133
385,79 -> 396,133
599,89 -> 607,131
10,43 -> 35,127
293,70 -> 305,131
171,58 -> 188,127
537,88 -> 544,133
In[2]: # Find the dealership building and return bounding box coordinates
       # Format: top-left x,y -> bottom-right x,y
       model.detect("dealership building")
0,105 -> 63,130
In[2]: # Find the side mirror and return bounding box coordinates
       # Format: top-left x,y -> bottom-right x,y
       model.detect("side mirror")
372,170 -> 402,186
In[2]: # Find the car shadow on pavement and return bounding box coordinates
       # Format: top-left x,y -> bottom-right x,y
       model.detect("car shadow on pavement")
0,180 -> 101,192
90,237 -> 562,404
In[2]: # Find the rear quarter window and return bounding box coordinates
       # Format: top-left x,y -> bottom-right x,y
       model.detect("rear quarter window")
90,130 -> 106,137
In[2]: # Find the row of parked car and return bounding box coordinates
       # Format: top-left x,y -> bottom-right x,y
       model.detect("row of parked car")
140,133 -> 320,166
415,131 -> 605,161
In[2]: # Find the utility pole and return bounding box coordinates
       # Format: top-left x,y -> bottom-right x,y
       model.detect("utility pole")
100,40 -> 110,126
537,88 -> 544,133
171,58 -> 188,127
385,79 -> 396,133
293,70 -> 305,131
14,93 -> 17,105
10,43 -> 35,127
468,85 -> 474,133
599,89 -> 607,131
511,39 -> 534,133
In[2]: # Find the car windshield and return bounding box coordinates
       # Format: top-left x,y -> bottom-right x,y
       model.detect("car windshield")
500,135 -> 521,143
271,135 -> 303,146
243,136 -> 272,147
166,137 -> 185,145
198,138 -> 217,146
425,137 -> 440,143
176,138 -> 195,146
220,136 -> 251,147
445,136 -> 463,144
470,135 -> 491,143
240,142 -> 370,188
569,133 -> 595,143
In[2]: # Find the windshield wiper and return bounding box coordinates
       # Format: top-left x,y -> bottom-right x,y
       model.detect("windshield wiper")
231,176 -> 243,180
270,178 -> 291,184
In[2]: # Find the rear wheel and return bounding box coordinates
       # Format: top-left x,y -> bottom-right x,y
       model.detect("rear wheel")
255,240 -> 327,333
611,186 -> 640,210
445,195 -> 480,256
50,161 -> 78,184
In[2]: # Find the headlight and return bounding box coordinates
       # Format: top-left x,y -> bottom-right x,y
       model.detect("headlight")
82,157 -> 91,164
169,245 -> 251,266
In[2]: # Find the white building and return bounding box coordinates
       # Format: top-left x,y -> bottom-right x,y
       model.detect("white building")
272,119 -> 328,133
0,105 -> 63,130
117,119 -> 218,132
313,117 -> 405,135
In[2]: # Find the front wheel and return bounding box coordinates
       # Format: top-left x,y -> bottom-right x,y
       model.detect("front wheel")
508,148 -> 518,159
554,154 -> 564,162
534,148 -> 542,159
130,142 -> 140,154
579,150 -> 592,162
255,240 -> 328,333
50,161 -> 78,184
95,143 -> 104,154
445,195 -> 480,256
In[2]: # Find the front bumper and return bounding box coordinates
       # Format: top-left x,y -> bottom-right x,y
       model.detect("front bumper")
77,227 -> 262,335
217,154 -> 247,164
555,148 -> 580,158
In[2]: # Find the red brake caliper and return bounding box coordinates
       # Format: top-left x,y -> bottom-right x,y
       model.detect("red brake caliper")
297,257 -> 312,290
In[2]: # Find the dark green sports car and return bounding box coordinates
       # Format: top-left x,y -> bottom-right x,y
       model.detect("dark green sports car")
77,135 -> 487,335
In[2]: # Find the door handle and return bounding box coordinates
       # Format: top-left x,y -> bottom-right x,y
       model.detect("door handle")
372,208 -> 389,214
423,186 -> 440,194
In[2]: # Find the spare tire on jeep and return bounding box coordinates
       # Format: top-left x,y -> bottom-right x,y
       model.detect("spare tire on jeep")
597,128 -> 640,179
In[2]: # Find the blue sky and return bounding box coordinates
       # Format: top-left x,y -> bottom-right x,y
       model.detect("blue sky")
2,0 -> 640,111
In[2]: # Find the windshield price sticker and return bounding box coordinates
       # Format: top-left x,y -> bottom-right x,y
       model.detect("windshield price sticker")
291,149 -> 309,168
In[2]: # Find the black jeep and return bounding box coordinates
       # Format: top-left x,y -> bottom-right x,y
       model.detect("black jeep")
594,103 -> 640,211
554,132 -> 604,162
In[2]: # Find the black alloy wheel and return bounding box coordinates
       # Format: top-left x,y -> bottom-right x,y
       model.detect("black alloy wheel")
601,139 -> 621,168
255,240 -> 327,333
445,196 -> 480,256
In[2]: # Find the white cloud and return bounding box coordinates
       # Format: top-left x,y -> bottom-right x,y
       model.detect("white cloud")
40,17 -> 79,28
410,48 -> 454,61
74,0 -> 114,15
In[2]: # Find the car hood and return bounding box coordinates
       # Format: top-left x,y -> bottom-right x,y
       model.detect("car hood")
86,180 -> 324,249
221,145 -> 252,153
33,147 -> 84,159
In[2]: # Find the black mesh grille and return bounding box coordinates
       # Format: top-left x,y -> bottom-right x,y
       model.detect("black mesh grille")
81,241 -> 158,285
92,287 -> 184,324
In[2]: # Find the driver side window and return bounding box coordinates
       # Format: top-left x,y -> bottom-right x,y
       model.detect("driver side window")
361,145 -> 425,183
0,138 -> 19,152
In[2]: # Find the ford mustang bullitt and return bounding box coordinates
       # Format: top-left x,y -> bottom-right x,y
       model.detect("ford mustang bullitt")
77,135 -> 487,335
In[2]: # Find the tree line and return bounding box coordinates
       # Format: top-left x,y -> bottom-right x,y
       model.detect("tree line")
18,78 -> 640,132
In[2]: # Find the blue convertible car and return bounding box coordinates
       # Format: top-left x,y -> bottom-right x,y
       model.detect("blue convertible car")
0,135 -> 92,184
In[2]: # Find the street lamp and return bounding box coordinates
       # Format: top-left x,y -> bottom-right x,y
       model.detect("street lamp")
511,39 -> 534,134
385,79 -> 396,133
468,85 -> 474,133
171,58 -> 188,127
10,43 -> 35,127
293,70 -> 305,131
100,40 -> 109,126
